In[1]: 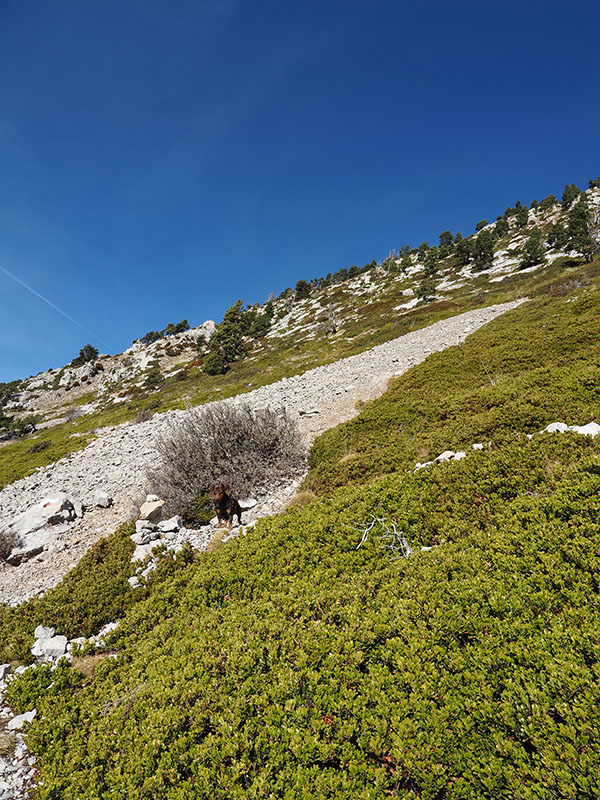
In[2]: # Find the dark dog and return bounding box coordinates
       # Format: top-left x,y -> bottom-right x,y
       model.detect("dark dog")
210,483 -> 244,530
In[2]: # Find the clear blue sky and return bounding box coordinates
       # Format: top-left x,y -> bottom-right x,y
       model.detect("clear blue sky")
1,0 -> 599,382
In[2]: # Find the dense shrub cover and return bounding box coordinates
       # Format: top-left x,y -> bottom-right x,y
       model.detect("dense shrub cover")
0,522 -> 136,664
12,435 -> 600,798
4,275 -> 600,798
305,287 -> 600,493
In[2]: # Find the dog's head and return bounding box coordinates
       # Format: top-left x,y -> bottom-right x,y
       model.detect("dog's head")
210,482 -> 229,501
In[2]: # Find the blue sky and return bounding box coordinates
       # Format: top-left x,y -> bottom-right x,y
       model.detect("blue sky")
1,0 -> 599,382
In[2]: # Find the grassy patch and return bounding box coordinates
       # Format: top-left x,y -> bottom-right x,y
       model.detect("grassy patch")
304,269 -> 600,494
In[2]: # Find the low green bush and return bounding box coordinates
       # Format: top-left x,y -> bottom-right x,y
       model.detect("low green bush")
0,521 -> 136,664
11,434 -> 600,798
305,287 -> 600,493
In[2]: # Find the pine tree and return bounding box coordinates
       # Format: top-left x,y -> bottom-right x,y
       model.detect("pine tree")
472,230 -> 494,271
417,276 -> 437,303
494,217 -> 509,238
567,197 -> 594,261
399,245 -> 412,273
520,227 -> 546,269
562,183 -> 581,208
295,280 -> 311,299
455,234 -> 472,265
439,230 -> 453,248
547,223 -> 568,250
539,194 -> 557,210
475,220 -> 488,232
515,205 -> 529,228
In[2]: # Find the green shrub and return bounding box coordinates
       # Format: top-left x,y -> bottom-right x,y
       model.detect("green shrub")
14,435 -> 600,798
0,522 -> 136,664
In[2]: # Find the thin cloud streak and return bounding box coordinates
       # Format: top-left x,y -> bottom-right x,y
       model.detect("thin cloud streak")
0,264 -> 113,351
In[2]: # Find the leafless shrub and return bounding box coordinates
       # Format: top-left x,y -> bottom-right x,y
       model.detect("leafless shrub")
0,530 -> 17,562
346,515 -> 414,560
135,408 -> 153,424
65,406 -> 83,422
148,402 -> 307,516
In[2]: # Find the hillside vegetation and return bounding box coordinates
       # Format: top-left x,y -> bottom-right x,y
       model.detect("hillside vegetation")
3,260 -> 600,797
1,180 -> 598,490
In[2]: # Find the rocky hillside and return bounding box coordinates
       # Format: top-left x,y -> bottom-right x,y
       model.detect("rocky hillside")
3,182 -> 599,448
0,176 -> 599,799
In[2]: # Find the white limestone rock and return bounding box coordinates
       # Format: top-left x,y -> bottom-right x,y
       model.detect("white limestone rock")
569,422 -> 600,437
131,544 -> 154,562
7,529 -> 54,566
139,499 -> 164,521
543,422 -> 569,434
93,489 -> 113,508
8,710 -> 37,731
34,625 -> 55,639
157,516 -> 182,533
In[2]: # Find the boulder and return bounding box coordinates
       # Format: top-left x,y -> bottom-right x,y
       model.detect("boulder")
6,494 -> 75,537
94,489 -> 113,508
132,544 -> 154,562
569,422 -> 600,437
8,709 -> 37,731
544,422 -> 569,434
32,635 -> 67,660
131,529 -> 160,545
0,664 -> 11,680
34,625 -> 55,639
157,515 -> 182,533
139,499 -> 164,522
7,529 -> 54,566
435,450 -> 455,462
128,576 -> 140,589
135,519 -> 156,533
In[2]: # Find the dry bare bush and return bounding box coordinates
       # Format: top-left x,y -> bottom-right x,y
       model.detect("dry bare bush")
148,402 -> 307,516
0,530 -> 17,561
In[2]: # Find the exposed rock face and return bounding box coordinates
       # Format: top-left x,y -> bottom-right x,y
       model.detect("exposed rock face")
0,302 -> 525,606
6,495 -> 76,537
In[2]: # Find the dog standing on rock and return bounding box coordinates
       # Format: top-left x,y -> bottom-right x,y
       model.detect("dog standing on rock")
210,483 -> 247,530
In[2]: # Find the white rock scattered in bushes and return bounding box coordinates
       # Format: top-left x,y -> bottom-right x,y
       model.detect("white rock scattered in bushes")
135,519 -> 156,533
453,451 -> 466,461
34,625 -> 55,639
128,575 -> 140,588
157,515 -> 182,533
7,709 -> 37,731
139,499 -> 164,521
569,421 -> 600,436
132,544 -> 154,562
0,664 -> 11,680
472,443 -> 484,450
435,450 -> 455,462
543,422 -> 570,434
31,634 -> 67,661
540,420 -> 600,438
